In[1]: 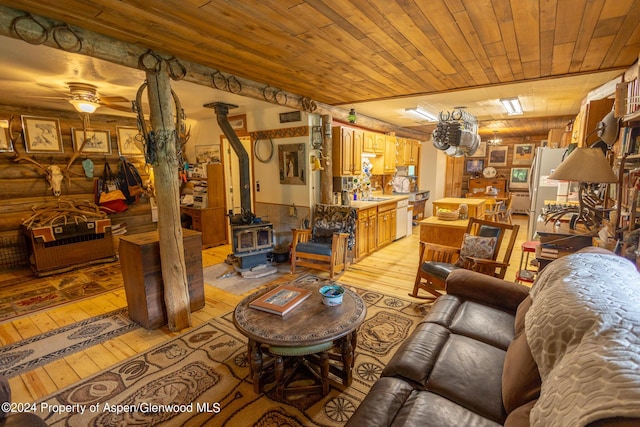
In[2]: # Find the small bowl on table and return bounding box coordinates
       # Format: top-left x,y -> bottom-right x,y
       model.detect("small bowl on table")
319,284 -> 345,306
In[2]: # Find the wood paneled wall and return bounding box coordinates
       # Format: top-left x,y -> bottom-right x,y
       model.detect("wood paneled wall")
0,104 -> 156,268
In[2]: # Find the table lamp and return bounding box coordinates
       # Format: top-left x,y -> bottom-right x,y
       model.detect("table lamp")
547,148 -> 618,229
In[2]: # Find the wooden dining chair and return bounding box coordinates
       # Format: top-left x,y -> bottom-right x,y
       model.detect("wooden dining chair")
484,200 -> 504,222
497,193 -> 514,224
409,218 -> 520,300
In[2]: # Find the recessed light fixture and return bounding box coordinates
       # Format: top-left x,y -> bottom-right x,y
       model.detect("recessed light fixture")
500,97 -> 523,115
405,107 -> 438,122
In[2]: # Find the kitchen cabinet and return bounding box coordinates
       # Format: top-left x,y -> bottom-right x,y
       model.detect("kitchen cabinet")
332,126 -> 362,176
398,138 -> 420,166
363,131 -> 383,154
356,207 -> 378,259
383,135 -> 397,174
377,202 -> 397,248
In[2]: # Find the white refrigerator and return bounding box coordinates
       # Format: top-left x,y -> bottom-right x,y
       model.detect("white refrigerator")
527,147 -> 567,240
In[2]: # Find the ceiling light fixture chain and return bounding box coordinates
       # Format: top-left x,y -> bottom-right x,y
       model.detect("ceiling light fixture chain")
11,14 -> 82,52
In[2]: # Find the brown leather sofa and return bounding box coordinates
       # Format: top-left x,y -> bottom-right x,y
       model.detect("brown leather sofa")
1,375 -> 47,426
346,247 -> 640,426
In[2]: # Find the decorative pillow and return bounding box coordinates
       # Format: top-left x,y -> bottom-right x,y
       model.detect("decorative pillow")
312,227 -> 340,244
455,233 -> 497,267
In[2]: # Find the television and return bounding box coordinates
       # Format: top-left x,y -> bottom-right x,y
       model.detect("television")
510,168 -> 529,190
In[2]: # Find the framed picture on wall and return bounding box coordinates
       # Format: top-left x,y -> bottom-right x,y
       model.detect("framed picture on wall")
488,145 -> 508,166
71,128 -> 112,154
21,116 -> 64,153
228,114 -> 247,132
465,158 -> 484,175
467,140 -> 486,158
0,127 -> 12,152
116,126 -> 144,156
513,143 -> 535,164
510,168 -> 530,190
195,144 -> 221,163
278,143 -> 306,185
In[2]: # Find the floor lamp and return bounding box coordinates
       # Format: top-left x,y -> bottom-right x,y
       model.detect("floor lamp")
547,148 -> 618,230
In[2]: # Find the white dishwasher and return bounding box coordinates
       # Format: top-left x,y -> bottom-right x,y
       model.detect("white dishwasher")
395,199 -> 409,240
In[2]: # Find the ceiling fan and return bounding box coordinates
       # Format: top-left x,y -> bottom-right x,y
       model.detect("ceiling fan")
27,82 -> 133,114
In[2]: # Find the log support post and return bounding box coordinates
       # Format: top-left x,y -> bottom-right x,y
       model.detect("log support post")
145,65 -> 191,331
320,115 -> 333,205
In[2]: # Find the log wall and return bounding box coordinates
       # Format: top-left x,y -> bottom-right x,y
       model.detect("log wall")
0,103 -> 157,270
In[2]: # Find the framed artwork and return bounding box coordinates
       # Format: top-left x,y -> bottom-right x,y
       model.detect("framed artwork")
465,158 -> 484,175
71,128 -> 112,154
510,168 -> 530,190
228,114 -> 247,132
468,140 -> 486,158
488,145 -> 508,166
21,116 -> 63,153
513,143 -> 535,164
278,143 -> 306,185
195,144 -> 221,164
116,126 -> 144,156
0,127 -> 12,152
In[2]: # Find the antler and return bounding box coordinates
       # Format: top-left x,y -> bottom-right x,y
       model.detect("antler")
63,126 -> 90,180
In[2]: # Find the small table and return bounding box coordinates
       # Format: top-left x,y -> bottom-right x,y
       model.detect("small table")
419,216 -> 469,247
432,197 -> 487,219
233,281 -> 367,400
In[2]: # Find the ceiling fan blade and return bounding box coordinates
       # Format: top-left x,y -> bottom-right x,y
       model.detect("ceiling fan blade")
102,103 -> 134,113
21,95 -> 68,100
100,95 -> 130,103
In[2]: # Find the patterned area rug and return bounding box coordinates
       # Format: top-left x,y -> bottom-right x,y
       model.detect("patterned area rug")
0,263 -> 123,322
203,262 -> 304,295
0,308 -> 138,378
35,277 -> 430,426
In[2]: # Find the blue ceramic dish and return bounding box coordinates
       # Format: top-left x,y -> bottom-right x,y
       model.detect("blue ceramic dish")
319,284 -> 345,306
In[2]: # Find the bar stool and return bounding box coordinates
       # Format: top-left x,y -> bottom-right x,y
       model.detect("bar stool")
516,240 -> 540,284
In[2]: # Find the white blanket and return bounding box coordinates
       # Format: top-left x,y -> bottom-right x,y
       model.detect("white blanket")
525,252 -> 640,427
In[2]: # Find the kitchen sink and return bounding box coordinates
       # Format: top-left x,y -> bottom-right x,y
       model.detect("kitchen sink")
361,197 -> 391,202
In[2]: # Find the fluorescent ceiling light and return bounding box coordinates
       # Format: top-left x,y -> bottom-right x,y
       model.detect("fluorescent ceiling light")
0,120 -> 8,128
405,107 -> 438,121
500,97 -> 523,115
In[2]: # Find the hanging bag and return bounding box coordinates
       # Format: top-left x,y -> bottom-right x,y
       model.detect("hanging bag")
98,162 -> 128,213
118,157 -> 145,204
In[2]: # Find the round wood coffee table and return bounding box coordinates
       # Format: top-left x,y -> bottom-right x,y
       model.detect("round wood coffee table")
233,280 -> 367,399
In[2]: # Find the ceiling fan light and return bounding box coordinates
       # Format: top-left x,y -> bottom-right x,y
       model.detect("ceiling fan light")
500,97 -> 523,115
69,99 -> 100,114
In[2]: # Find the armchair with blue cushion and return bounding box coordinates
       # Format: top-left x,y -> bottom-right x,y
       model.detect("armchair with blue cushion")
290,204 -> 357,279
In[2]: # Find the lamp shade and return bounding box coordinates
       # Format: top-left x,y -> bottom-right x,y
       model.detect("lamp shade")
548,148 -> 617,183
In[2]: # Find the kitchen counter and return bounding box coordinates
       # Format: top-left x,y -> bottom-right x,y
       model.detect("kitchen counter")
349,193 -> 409,209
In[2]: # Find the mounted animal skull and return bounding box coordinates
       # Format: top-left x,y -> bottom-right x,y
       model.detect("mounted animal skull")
6,116 -> 69,196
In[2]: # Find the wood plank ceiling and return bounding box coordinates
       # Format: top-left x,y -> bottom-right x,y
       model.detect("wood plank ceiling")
1,0 -> 640,138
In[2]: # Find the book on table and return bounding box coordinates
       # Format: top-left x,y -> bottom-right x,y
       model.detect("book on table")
249,284 -> 312,316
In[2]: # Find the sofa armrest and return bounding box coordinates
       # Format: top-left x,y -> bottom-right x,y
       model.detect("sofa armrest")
445,269 -> 529,311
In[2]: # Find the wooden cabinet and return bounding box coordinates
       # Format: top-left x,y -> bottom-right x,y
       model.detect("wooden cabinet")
377,202 -> 397,248
468,178 -> 508,198
363,131 -> 383,154
383,135 -> 397,174
119,228 -> 205,329
180,163 -> 227,248
397,138 -> 420,166
445,156 -> 464,197
356,207 -> 378,259
333,126 -> 362,176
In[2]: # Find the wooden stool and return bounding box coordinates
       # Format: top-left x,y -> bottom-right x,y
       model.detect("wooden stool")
516,240 -> 540,284
268,341 -> 334,401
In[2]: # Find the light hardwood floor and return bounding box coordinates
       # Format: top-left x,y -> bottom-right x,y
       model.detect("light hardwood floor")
0,214 -> 530,403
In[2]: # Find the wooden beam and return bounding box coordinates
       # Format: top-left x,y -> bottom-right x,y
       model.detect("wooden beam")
145,65 -> 191,332
0,5 -> 429,141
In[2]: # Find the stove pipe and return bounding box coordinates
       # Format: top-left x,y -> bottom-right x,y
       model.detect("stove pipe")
204,102 -> 251,213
